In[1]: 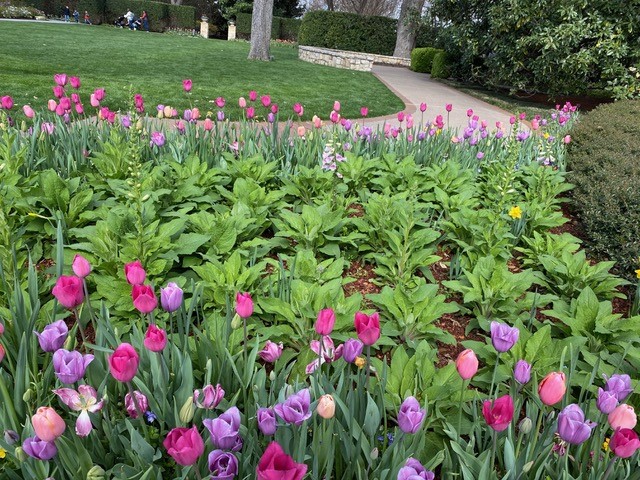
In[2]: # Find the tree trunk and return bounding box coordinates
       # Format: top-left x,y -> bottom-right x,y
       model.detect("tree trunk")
170,0 -> 182,5
393,0 -> 425,58
326,0 -> 335,11
248,0 -> 275,61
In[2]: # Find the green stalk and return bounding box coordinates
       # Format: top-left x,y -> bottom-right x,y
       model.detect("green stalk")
457,379 -> 467,440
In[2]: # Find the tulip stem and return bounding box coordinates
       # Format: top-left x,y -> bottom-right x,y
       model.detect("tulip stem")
602,457 -> 616,480
73,307 -> 87,348
82,278 -> 96,324
489,352 -> 501,398
243,316 -> 248,367
194,467 -> 203,480
490,430 -> 497,472
457,379 -> 467,440
366,345 -> 371,391
316,335 -> 323,398
127,382 -> 149,438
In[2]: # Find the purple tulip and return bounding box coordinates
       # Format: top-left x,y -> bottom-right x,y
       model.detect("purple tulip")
597,388 -> 619,414
203,406 -> 241,450
160,282 -> 183,312
22,436 -> 57,460
267,112 -> 275,123
397,396 -> 426,434
343,338 -> 364,363
35,320 -> 69,353
397,457 -> 435,480
258,341 -> 283,363
514,360 -> 531,385
52,349 -> 94,384
557,404 -> 596,445
121,115 -> 131,128
604,374 -> 633,401
274,388 -> 312,426
194,384 -> 224,409
490,322 -> 519,353
125,390 -> 149,418
257,407 -> 277,436
208,450 -> 238,479
217,110 -> 225,122
150,131 -> 165,147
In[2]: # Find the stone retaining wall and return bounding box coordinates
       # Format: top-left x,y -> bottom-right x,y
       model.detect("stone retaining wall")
298,45 -> 410,72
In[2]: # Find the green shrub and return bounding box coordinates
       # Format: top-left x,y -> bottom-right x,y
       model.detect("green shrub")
298,10 -> 396,56
235,12 -> 301,41
431,50 -> 451,79
279,17 -> 300,41
410,47 -> 438,73
566,99 -> 640,279
235,11 -> 251,39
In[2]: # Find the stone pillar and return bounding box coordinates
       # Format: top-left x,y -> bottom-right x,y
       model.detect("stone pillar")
228,24 -> 236,41
200,20 -> 209,39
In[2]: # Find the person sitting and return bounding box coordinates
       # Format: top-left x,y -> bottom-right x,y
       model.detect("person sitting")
124,10 -> 135,30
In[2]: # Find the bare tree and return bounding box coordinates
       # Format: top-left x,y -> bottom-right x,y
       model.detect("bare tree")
170,0 -> 183,5
335,0 -> 397,16
248,0 -> 275,60
393,0 -> 425,57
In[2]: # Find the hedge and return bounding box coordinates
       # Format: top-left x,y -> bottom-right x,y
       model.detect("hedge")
410,47 -> 439,73
27,0 -> 195,30
298,10 -> 396,56
235,12 -> 301,41
566,99 -> 640,279
431,50 -> 452,79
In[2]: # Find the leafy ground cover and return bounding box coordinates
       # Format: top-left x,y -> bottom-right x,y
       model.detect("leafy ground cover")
0,22 -> 403,121
0,84 -> 639,479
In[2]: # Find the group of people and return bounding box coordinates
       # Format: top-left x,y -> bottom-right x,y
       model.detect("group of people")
62,5 -> 91,24
115,9 -> 149,31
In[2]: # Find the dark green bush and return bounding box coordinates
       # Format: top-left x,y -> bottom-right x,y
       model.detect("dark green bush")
279,17 -> 300,41
566,99 -> 640,279
235,12 -> 301,41
298,10 -> 396,56
410,47 -> 438,73
430,50 -> 451,79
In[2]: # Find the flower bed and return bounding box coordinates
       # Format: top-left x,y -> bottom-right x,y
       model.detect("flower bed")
0,75 -> 639,479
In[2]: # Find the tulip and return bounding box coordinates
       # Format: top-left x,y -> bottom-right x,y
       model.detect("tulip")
215,96 -> 225,108
150,131 -> 165,147
456,349 -> 479,380
596,388 -> 619,414
203,406 -> 242,450
249,90 -> 257,102
354,311 -> 380,346
1,95 -> 14,109
261,95 -> 271,107
194,384 -> 225,409
315,308 -> 336,336
271,103 -> 278,114
313,115 -> 322,128
124,260 -> 146,285
538,372 -> 566,405
235,292 -> 253,318
482,395 -> 514,432
297,125 -> 306,137
163,105 -> 173,118
143,324 -> 167,352
397,458 -> 435,480
69,76 -> 80,89
445,103 -> 452,112
317,394 -> 335,419
238,96 -> 247,108
490,321 -> 519,353
610,428 -> 640,458
121,115 -> 131,128
52,86 -> 65,99
419,102 -> 427,112
160,282 -> 183,312
257,407 -> 277,435
23,104 -> 35,118
267,112 -> 275,123
256,442 -> 307,480
203,118 -> 214,131
0,344 -> 4,364
134,94 -> 144,112
53,349 -> 94,384
557,404 -> 595,445
397,111 -> 405,122
208,450 -> 238,479
132,284 -> 157,314
330,110 -> 340,123
108,343 -> 139,382
360,106 -> 368,117
182,79 -> 192,92
53,73 -> 67,86
246,106 -> 255,119
258,340 -> 283,363
163,426 -> 204,466
293,102 -> 303,115
333,100 -> 341,112
93,88 -> 105,101
191,107 -> 200,120
514,360 -> 531,385
41,122 -> 55,134
563,135 -> 571,144
274,388 -> 312,426
604,374 -> 633,401
22,436 -> 57,460
4,430 -> 18,445
32,407 -> 66,442
406,115 -> 414,129
56,103 -> 66,116
59,96 -> 71,111
35,320 -> 68,353
217,110 -> 225,122
71,255 -> 91,278
89,94 -> 99,107
343,338 -> 364,363
183,109 -> 192,122
52,275 -> 84,309
397,396 -> 426,434
306,336 -> 343,374
53,385 -> 103,437
608,404 -> 637,430
125,390 -> 148,418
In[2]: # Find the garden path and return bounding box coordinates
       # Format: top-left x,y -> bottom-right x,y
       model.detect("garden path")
368,65 -> 520,132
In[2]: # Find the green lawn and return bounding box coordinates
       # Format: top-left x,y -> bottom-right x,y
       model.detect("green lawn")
0,22 -> 404,120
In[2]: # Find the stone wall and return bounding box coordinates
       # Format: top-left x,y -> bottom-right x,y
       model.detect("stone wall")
298,46 -> 410,72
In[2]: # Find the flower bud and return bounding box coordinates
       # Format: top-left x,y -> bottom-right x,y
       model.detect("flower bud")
316,394 -> 335,419
519,417 -> 533,434
87,465 -> 106,480
23,388 -> 34,403
14,446 -> 27,462
179,396 -> 195,424
230,314 -> 242,329
4,430 -> 19,445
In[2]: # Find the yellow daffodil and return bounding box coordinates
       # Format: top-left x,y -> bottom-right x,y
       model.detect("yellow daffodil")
0,447 -> 6,459
635,269 -> 640,279
603,437 -> 610,452
508,206 -> 523,219
355,356 -> 366,369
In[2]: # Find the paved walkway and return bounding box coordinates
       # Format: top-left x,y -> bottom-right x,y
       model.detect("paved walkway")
367,65 -> 518,132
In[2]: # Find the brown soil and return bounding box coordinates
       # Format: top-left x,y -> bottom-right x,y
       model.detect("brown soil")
342,261 -> 381,306
549,202 -> 588,242
347,203 -> 365,218
434,313 -> 485,368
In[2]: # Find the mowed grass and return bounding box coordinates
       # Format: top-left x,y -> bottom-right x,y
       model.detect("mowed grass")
0,22 -> 404,120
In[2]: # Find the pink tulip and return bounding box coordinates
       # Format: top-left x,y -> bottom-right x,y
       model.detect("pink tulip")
238,97 -> 247,108
330,111 -> 340,123
182,79 -> 192,92
406,114 -> 414,129
69,76 -> 81,89
72,255 -> 92,278
191,107 -> 200,119
538,372 -> 566,406
420,102 -> 427,112
109,343 -> 139,382
610,428 -> 640,458
271,103 -> 279,114
163,426 -> 204,466
132,284 -> 157,314
313,115 -> 322,129
55,104 -> 65,116
90,94 -> 99,108
53,73 -> 68,86
235,292 -> 253,318
482,395 -> 514,432
203,118 -> 214,131
246,106 -> 255,119
315,308 -> 336,336
53,385 -> 103,437
333,100 -> 340,112
1,96 -> 13,110
360,106 -> 368,117
297,125 -> 306,137
75,103 -> 84,115
456,349 -> 479,380
143,324 -> 167,352
32,407 -> 66,442
563,135 -> 571,144
93,88 -> 105,102
53,86 -> 64,99
59,97 -> 71,111
261,95 -> 271,107
215,97 -> 225,108
397,111 -> 405,122
249,90 -> 257,102
23,105 -> 35,118
52,275 -> 84,309
445,104 -> 452,112
124,260 -> 146,285
609,404 -> 637,430
41,122 -> 55,135
354,312 -> 380,346
70,93 -> 80,104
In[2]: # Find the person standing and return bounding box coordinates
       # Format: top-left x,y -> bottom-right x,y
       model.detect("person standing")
63,5 -> 70,22
140,10 -> 149,32
84,10 -> 91,24
73,9 -> 79,23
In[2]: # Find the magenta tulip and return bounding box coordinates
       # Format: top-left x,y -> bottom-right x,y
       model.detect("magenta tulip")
124,260 -> 146,285
314,308 -> 336,336
235,292 -> 253,318
52,275 -> 84,309
132,284 -> 157,314
163,426 -> 204,466
354,311 -> 380,346
182,79 -> 192,92
256,442 -> 307,480
482,395 -> 514,432
109,343 -> 139,382
143,324 -> 167,352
